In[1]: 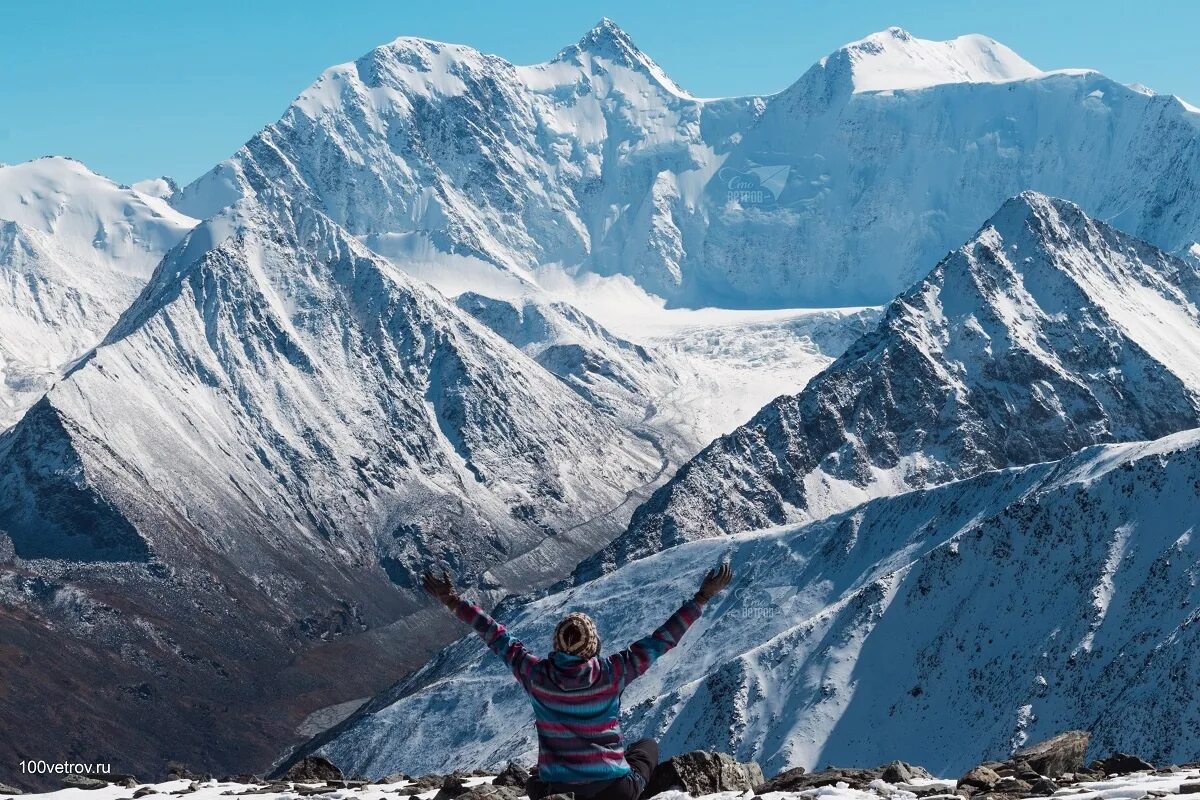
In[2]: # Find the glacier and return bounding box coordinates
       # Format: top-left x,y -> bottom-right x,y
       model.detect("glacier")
594,192 -> 1200,572
174,22 -> 1200,309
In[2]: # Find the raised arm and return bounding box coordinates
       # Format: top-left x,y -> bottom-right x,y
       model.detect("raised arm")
610,563 -> 733,689
422,570 -> 539,683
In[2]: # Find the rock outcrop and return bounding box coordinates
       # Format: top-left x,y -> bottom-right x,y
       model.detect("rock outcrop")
646,751 -> 765,797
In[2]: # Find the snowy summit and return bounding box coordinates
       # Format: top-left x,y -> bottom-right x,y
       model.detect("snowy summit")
824,27 -> 1044,93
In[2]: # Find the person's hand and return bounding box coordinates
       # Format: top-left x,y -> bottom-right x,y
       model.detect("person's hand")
421,569 -> 461,610
694,563 -> 733,605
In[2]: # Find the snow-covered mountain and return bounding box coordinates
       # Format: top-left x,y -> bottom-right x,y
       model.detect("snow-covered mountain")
174,22 -> 1200,308
0,192 -> 668,775
311,426 -> 1200,778
0,157 -> 196,428
454,292 -> 672,423
584,192 -> 1200,571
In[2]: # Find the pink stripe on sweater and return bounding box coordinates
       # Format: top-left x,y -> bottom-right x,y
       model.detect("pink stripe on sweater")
536,718 -> 620,734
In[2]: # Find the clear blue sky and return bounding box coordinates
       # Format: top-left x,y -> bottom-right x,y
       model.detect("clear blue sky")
2,0 -> 1196,186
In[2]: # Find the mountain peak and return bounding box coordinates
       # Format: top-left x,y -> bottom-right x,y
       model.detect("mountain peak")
554,17 -> 690,96
572,17 -> 641,62
983,191 -> 1102,245
827,28 -> 1043,93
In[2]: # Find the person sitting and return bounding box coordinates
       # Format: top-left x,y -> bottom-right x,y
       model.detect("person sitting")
422,563 -> 733,800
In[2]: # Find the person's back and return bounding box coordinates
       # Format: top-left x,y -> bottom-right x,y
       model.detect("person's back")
423,564 -> 732,800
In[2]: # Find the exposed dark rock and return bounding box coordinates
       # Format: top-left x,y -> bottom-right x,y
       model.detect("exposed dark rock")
221,775 -> 263,785
756,767 -> 808,792
432,772 -> 474,800
133,789 -> 157,798
958,766 -> 1001,792
454,787 -> 523,800
167,765 -> 200,781
0,784 -> 23,796
1029,778 -> 1059,795
902,785 -> 957,798
994,777 -> 1031,793
63,775 -> 109,791
1013,732 -> 1089,778
379,775 -> 411,785
757,767 -> 882,793
647,751 -> 765,797
1179,784 -> 1200,795
542,794 -> 574,800
393,775 -> 446,795
493,763 -> 531,789
971,792 -> 1024,800
284,757 -> 343,784
1092,754 -> 1154,775
883,762 -> 916,784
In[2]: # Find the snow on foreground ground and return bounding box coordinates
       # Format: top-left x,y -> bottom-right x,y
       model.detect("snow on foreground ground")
6,769 -> 1200,800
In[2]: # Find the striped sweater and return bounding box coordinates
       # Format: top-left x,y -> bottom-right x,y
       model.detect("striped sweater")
455,598 -> 703,784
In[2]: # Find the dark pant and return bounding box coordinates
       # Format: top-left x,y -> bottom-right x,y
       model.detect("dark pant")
526,739 -> 659,800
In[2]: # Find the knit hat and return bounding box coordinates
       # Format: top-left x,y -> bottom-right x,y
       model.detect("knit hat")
553,612 -> 600,658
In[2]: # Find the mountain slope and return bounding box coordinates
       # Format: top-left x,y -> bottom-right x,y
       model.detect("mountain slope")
590,193 -> 1200,570
312,427 -> 1200,778
454,291 -> 672,423
0,158 -> 196,428
174,19 -> 756,303
0,194 -> 661,779
175,23 -> 1200,308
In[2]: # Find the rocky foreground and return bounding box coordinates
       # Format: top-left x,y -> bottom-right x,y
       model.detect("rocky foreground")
4,733 -> 1200,800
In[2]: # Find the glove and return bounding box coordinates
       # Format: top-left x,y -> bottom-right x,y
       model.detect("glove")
694,563 -> 732,605
421,569 -> 461,611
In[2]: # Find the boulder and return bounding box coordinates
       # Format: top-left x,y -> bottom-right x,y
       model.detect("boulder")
221,775 -> 263,785
284,757 -> 344,784
1092,754 -> 1154,775
394,775 -> 446,795
492,763 -> 531,789
0,783 -> 23,796
957,766 -> 1001,792
882,762 -> 934,784
754,767 -> 808,792
993,777 -> 1031,794
756,768 -> 881,793
432,772 -> 474,800
378,775 -> 410,785
1029,778 -> 1059,795
543,795 -> 575,800
1180,785 -> 1200,795
133,789 -> 157,798
454,787 -> 523,800
646,751 -> 765,797
1012,732 -> 1089,779
64,775 -> 109,791
883,762 -> 916,784
167,765 -> 200,781
903,785 -> 958,798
